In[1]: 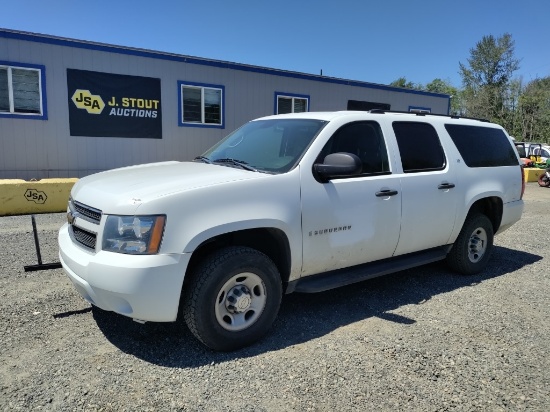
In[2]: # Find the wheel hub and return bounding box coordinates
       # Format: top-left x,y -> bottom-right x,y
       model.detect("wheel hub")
468,228 -> 487,262
470,236 -> 484,254
225,285 -> 252,314
215,271 -> 267,332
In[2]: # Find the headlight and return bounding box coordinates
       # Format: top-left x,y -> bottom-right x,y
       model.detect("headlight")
102,215 -> 166,254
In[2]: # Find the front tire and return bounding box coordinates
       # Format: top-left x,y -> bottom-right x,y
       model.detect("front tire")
183,246 -> 282,351
446,213 -> 494,275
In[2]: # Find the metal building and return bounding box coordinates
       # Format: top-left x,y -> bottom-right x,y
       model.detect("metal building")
0,28 -> 450,180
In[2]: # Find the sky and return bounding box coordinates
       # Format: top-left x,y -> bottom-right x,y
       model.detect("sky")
1,0 -> 549,88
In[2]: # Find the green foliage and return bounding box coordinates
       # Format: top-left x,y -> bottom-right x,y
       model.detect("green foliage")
459,33 -> 520,89
518,77 -> 550,144
459,33 -> 520,123
386,34 -> 549,143
389,77 -> 420,90
425,78 -> 453,94
458,33 -> 549,144
425,78 -> 462,115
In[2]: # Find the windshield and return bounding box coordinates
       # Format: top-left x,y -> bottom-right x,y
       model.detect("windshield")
201,119 -> 327,173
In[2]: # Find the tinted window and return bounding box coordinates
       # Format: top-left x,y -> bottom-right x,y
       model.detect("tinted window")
317,121 -> 390,175
445,124 -> 518,167
393,122 -> 446,173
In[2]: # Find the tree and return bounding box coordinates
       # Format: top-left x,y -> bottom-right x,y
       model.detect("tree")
501,78 -> 524,138
389,77 -> 420,90
425,78 -> 461,115
459,33 -> 520,89
459,33 -> 520,123
518,77 -> 550,143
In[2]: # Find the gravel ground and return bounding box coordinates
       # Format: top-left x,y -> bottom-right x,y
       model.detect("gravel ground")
1,183 -> 549,411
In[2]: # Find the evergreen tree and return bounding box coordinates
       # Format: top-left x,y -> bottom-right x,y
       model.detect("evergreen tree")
459,33 -> 520,123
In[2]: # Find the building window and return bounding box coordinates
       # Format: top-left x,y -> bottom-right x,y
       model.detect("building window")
409,106 -> 431,114
178,81 -> 224,128
275,92 -> 309,114
347,100 -> 390,111
0,62 -> 47,119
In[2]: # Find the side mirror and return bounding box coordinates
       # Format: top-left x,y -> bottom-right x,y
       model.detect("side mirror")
314,153 -> 362,181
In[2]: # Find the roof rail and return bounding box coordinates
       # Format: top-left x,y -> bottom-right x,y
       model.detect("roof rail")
366,109 -> 489,122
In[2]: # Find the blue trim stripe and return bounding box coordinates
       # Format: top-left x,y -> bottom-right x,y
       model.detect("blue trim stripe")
0,60 -> 48,120
0,29 -> 450,101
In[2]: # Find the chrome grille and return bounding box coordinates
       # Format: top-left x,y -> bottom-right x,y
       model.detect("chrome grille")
71,226 -> 97,250
73,201 -> 102,223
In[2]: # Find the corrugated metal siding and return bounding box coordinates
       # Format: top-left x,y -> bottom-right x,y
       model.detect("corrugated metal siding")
0,33 -> 449,180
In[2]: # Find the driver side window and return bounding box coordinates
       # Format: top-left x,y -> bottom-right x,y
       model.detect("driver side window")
317,121 -> 390,175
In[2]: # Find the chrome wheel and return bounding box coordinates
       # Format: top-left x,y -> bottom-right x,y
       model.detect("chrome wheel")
468,227 -> 488,263
215,272 -> 267,331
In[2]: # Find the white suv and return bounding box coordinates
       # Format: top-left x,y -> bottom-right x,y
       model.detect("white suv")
59,111 -> 524,350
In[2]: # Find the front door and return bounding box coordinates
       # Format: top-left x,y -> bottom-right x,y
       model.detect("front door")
300,121 -> 402,275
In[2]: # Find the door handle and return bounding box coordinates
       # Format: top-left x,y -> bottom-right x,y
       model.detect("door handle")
438,183 -> 455,190
375,189 -> 399,197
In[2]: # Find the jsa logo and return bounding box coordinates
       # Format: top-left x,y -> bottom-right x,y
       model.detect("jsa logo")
71,89 -> 105,114
25,189 -> 47,204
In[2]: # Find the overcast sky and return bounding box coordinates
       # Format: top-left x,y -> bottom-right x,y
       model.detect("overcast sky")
1,0 -> 549,87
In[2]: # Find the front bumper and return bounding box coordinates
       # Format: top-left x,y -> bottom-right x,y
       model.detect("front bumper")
58,223 -> 191,322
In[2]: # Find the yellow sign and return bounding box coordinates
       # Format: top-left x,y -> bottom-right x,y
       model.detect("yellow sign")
71,89 -> 105,114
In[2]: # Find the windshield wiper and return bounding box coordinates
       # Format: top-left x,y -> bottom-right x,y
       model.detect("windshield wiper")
213,158 -> 258,172
193,156 -> 212,164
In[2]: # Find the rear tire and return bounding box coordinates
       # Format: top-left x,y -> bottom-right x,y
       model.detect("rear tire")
446,213 -> 494,275
182,246 -> 282,351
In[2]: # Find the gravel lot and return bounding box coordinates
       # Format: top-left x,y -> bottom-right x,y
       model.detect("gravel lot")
1,183 -> 549,411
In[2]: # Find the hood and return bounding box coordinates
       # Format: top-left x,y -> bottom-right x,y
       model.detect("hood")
72,161 -> 265,214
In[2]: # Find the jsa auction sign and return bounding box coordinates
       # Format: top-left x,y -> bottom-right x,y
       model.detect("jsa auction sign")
67,69 -> 162,139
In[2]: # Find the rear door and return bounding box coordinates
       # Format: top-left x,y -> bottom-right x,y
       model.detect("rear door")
390,121 -> 459,256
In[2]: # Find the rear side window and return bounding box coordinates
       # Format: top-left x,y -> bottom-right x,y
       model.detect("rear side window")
393,122 -> 446,173
445,124 -> 518,167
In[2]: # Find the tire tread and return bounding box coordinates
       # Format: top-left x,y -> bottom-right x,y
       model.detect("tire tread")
447,213 -> 494,275
182,246 -> 281,350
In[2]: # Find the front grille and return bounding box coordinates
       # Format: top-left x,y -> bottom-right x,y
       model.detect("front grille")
71,226 -> 97,250
73,201 -> 102,223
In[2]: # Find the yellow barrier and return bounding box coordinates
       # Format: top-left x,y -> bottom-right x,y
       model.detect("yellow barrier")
0,170 -> 543,215
0,179 -> 77,216
524,168 -> 546,183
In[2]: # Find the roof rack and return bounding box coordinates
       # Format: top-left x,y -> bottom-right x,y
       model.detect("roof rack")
366,109 -> 489,123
